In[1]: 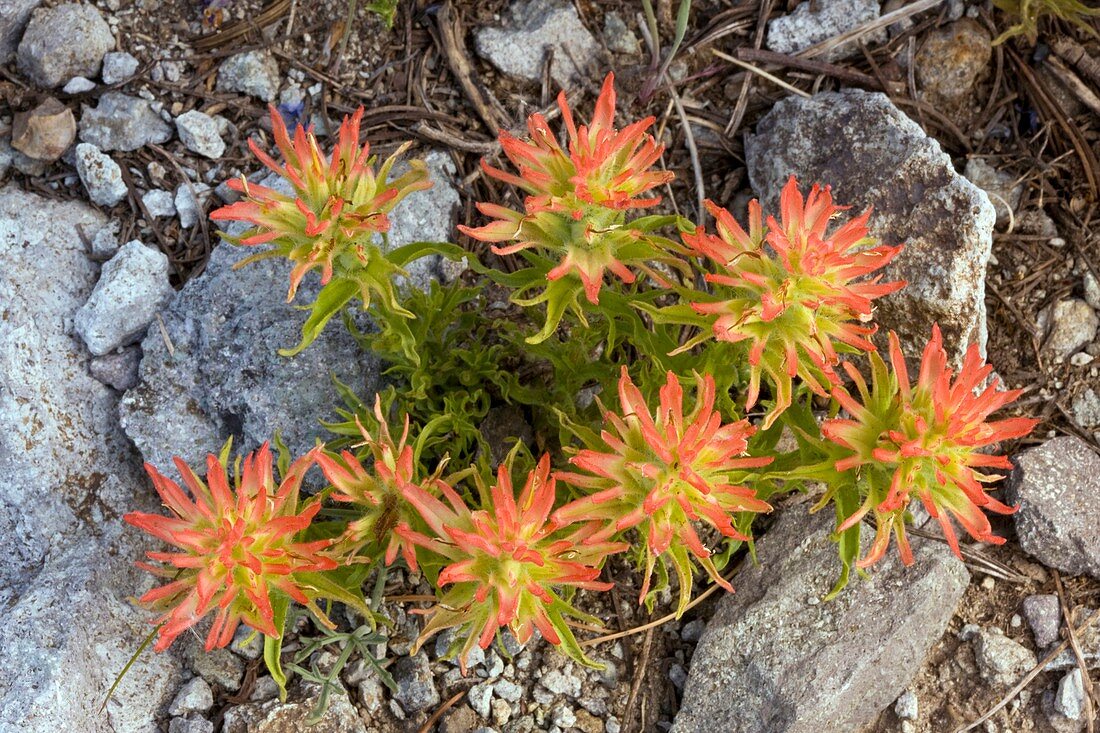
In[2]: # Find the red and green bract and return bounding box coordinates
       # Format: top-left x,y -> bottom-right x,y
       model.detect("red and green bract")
460,72 -> 681,342
554,368 -> 772,617
821,325 -> 1038,567
210,105 -> 430,306
682,177 -> 904,427
396,454 -> 625,669
312,396 -> 436,570
124,443 -> 337,652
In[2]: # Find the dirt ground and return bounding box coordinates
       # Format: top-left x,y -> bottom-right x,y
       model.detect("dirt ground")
5,0 -> 1100,730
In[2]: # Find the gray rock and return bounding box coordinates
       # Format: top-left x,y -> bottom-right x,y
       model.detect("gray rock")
540,667 -> 582,698
91,219 -> 120,257
79,92 -> 173,152
1041,299 -> 1099,359
118,237 -> 382,479
1008,436 -> 1100,579
75,241 -> 174,355
392,653 -> 440,714
469,682 -> 493,719
766,0 -> 883,62
1023,594 -> 1062,648
168,715 -> 215,733
0,0 -> 40,63
1044,689 -> 1086,733
216,50 -> 281,102
603,11 -> 639,55
1055,668 -> 1086,720
436,628 -> 486,669
89,346 -> 142,391
175,182 -> 212,229
0,184 -> 184,731
11,97 -> 76,161
142,188 -> 176,218
175,110 -> 225,159
101,50 -> 138,85
222,684 -> 367,733
1084,271 -> 1100,310
745,90 -> 996,363
914,19 -> 992,107
62,75 -> 96,94
680,619 -> 706,643
75,142 -> 127,206
1045,609 -> 1100,670
229,624 -> 264,660
494,679 -> 523,702
970,627 -> 1037,686
671,508 -> 969,733
964,158 -> 1021,228
1072,389 -> 1100,428
388,149 -> 463,288
169,678 -> 215,716
895,690 -> 919,721
16,3 -> 112,87
475,0 -> 599,87
183,639 -> 245,691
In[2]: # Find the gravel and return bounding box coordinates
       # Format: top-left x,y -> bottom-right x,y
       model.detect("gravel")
100,50 -> 138,85
74,142 -> 128,206
88,346 -> 142,391
1041,298 -> 1099,360
970,627 -> 1037,687
216,49 -> 281,102
11,97 -> 76,162
168,678 -> 215,716
1022,594 -> 1063,648
0,0 -> 39,63
74,241 -> 173,355
142,188 -> 176,218
766,0 -> 884,61
475,0 -> 599,87
78,92 -> 173,152
175,109 -> 225,159
392,654 -> 441,714
16,2 -> 113,87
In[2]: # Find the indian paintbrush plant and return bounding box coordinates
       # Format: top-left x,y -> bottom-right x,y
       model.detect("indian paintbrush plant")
123,72 -> 1036,709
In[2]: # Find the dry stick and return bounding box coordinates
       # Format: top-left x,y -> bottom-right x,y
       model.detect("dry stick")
711,49 -> 811,99
901,524 -> 1029,583
724,0 -> 773,136
737,47 -> 898,92
1045,55 -> 1100,117
667,84 -> 706,223
622,626 -> 656,733
418,690 -> 464,733
1052,36 -> 1100,88
412,122 -> 499,154
798,0 -> 945,59
1009,48 -> 1100,198
1054,569 -> 1098,733
436,1 -> 503,136
956,608 -> 1100,732
191,0 -> 292,52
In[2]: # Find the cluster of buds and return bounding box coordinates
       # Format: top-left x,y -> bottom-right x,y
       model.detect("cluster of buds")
819,326 -> 1037,568
124,444 -> 338,652
554,368 -> 773,616
678,178 -> 904,427
459,73 -> 683,341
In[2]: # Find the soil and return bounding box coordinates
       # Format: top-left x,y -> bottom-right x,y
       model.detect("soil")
5,0 -> 1100,731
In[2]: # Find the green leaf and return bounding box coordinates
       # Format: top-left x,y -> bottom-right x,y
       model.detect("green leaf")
280,279 -> 359,357
264,594 -> 292,702
825,482 -> 862,600
296,570 -> 373,619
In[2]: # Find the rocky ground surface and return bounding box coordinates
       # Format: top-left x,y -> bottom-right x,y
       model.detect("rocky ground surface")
2,0 -> 1100,732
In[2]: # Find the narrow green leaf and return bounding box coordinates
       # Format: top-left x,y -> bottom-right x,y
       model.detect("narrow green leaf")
264,595 -> 291,702
280,279 -> 359,357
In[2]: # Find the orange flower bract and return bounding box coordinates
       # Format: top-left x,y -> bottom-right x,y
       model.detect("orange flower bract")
820,325 -> 1038,568
210,105 -> 430,304
124,443 -> 337,653
682,177 -> 904,426
459,73 -> 677,331
554,368 -> 773,616
396,454 -> 625,668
